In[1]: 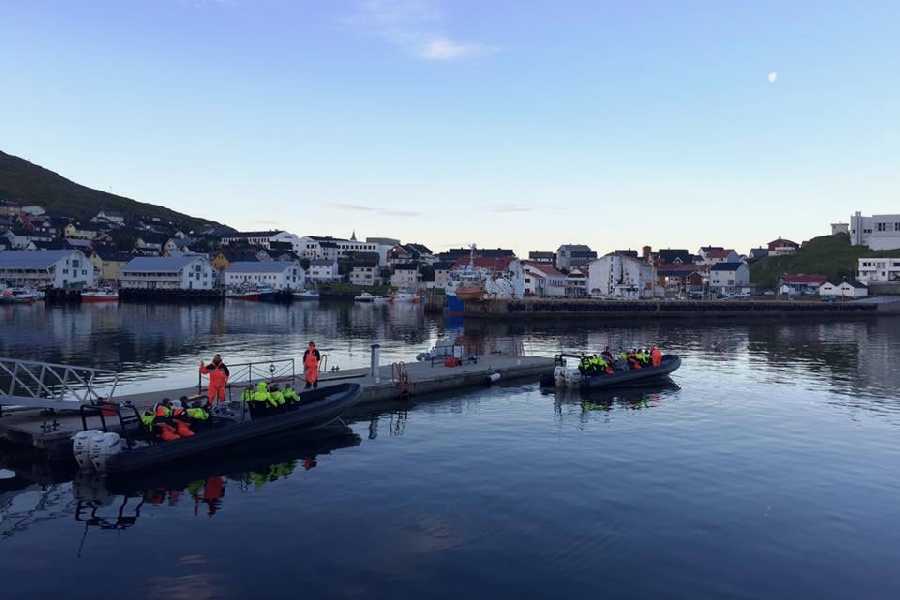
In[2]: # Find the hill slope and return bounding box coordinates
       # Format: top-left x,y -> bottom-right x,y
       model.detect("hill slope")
0,150 -> 233,233
750,234 -> 898,289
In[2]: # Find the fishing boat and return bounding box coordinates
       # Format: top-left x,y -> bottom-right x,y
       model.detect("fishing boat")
226,286 -> 275,301
77,383 -> 362,475
543,354 -> 681,389
81,288 -> 119,303
292,288 -> 320,301
0,287 -> 44,304
354,292 -> 375,303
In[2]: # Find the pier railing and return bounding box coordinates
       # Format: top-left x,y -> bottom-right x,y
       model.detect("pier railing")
198,358 -> 297,395
0,357 -> 120,412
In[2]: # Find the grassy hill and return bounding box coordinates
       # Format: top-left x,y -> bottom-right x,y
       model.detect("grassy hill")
0,150 -> 234,233
750,233 -> 898,289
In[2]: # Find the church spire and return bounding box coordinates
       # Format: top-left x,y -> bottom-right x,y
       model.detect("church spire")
350,230 -> 357,241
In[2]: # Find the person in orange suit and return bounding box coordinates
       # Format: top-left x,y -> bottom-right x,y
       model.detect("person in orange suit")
303,341 -> 321,389
199,354 -> 230,406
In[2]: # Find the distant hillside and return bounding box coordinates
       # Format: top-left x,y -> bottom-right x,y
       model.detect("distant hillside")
0,150 -> 234,233
750,234 -> 898,289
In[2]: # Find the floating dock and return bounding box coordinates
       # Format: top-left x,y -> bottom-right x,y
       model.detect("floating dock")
0,354 -> 555,460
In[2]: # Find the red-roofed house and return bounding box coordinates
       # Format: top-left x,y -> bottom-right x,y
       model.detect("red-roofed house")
768,238 -> 800,256
522,261 -> 567,297
698,246 -> 741,265
779,273 -> 828,296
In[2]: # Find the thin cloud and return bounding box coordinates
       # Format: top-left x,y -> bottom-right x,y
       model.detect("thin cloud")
350,0 -> 496,61
333,203 -> 422,217
492,204 -> 534,213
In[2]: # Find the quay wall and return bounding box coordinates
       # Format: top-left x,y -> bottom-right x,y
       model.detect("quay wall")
462,298 -> 886,319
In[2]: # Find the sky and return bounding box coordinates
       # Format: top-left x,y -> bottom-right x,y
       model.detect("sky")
2,0 -> 899,256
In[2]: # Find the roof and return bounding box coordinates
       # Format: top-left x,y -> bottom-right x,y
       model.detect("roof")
781,273 -> 828,284
558,244 -> 592,252
528,251 -> 556,258
700,246 -> 724,253
223,230 -> 283,238
225,261 -> 297,274
432,261 -> 454,270
768,237 -> 798,247
658,249 -> 692,263
705,248 -> 735,259
522,261 -> 566,279
404,243 -> 432,255
453,256 -> 516,271
123,256 -> 203,272
710,262 -> 746,271
0,250 -> 83,268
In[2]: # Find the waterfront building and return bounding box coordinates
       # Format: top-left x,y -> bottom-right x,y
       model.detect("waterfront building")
566,267 -> 588,297
857,257 -> 900,284
709,262 -> 751,296
850,212 -> 900,250
92,248 -> 132,283
767,238 -> 799,256
390,263 -> 421,289
349,265 -> 380,286
432,262 -> 453,290
0,249 -> 94,289
556,244 -> 598,271
778,273 -> 828,296
522,261 -> 567,297
120,256 -> 213,290
308,259 -> 340,283
587,254 -> 657,299
224,261 -> 304,291
819,279 -> 868,298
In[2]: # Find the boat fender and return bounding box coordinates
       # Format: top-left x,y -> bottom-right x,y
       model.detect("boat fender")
89,432 -> 122,474
72,430 -> 105,472
487,372 -> 501,384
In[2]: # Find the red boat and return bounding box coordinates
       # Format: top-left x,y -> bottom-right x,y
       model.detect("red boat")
81,289 -> 119,303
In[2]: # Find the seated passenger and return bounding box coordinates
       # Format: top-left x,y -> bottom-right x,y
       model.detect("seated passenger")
282,385 -> 300,404
269,384 -> 285,407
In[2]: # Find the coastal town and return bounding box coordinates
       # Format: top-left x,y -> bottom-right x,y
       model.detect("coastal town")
1,201 -> 899,306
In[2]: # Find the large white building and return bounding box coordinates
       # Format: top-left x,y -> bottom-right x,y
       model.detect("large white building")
224,261 -> 304,291
857,257 -> 900,284
709,262 -> 751,295
298,235 -> 379,262
819,279 -> 868,298
587,254 -> 657,299
0,250 -> 95,289
308,259 -> 340,283
850,212 -> 900,250
522,261 -> 567,297
220,230 -> 304,253
120,256 -> 213,290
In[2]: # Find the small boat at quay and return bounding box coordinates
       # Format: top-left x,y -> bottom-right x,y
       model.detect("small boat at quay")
292,289 -> 320,300
0,287 -> 44,304
76,383 -> 362,475
226,286 -> 275,301
355,292 -> 388,303
391,290 -> 420,303
81,288 -> 119,303
542,354 -> 681,389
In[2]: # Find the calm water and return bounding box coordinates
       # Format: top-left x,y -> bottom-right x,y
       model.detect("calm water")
2,302 -> 900,599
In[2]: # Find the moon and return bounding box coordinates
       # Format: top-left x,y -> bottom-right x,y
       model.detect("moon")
767,71 -> 778,84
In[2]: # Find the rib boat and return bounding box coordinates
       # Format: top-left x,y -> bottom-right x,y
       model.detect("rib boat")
79,383 -> 362,474
542,354 -> 681,389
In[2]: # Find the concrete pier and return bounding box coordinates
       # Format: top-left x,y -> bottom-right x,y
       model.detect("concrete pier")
0,354 -> 555,460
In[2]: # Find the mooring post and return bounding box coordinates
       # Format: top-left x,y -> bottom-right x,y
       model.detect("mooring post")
371,344 -> 381,383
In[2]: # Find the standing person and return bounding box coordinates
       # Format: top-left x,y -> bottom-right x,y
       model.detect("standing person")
199,354 -> 230,406
303,341 -> 321,389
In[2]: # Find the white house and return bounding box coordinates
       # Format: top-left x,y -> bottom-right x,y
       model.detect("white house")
857,257 -> 900,284
819,279 -> 868,298
850,212 -> 900,250
297,235 -> 379,262
308,259 -> 340,283
224,261 -> 304,291
120,256 -> 213,290
0,250 -> 95,289
698,246 -> 741,266
709,262 -> 751,295
390,264 -> 421,289
349,265 -> 380,286
587,254 -> 657,299
522,261 -> 567,297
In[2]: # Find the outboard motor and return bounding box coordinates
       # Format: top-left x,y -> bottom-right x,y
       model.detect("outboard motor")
72,430 -> 106,472
89,431 -> 122,474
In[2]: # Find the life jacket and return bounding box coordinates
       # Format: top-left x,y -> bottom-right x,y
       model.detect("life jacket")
174,420 -> 195,437
157,422 -> 180,441
154,404 -> 172,418
283,387 -> 299,402
186,407 -> 209,420
251,382 -> 271,404
140,411 -> 156,431
269,390 -> 285,406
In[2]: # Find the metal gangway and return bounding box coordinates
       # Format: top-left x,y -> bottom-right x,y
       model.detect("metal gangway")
0,357 -> 120,414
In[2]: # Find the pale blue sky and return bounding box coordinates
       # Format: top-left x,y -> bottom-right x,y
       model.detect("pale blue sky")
3,0 -> 899,255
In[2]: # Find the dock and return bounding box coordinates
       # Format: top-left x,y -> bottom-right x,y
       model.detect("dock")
0,354 -> 555,460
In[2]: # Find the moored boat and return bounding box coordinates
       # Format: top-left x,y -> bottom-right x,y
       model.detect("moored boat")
81,288 -> 119,303
79,383 -> 362,475
354,292 -> 375,302
226,286 -> 275,301
292,289 -> 320,300
543,354 -> 681,389
0,287 -> 44,304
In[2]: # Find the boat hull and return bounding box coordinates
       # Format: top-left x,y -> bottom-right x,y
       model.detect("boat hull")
543,356 -> 681,389
105,383 -> 362,474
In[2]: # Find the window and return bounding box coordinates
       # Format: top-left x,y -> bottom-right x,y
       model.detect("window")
878,222 -> 887,232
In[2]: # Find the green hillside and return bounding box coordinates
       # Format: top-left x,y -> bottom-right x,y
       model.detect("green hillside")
0,150 -> 233,233
750,233 -> 898,289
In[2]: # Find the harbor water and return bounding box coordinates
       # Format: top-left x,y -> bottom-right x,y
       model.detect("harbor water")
2,301 -> 900,598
